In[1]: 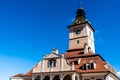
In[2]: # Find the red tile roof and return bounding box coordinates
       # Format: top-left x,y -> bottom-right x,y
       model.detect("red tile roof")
12,69 -> 33,77
65,49 -> 84,58
74,56 -> 107,73
12,74 -> 24,77
23,68 -> 33,77
65,48 -> 96,59
64,50 -> 109,73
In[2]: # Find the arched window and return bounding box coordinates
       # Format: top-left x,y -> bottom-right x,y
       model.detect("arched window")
75,29 -> 81,35
88,47 -> 91,52
75,76 -> 77,80
63,75 -> 72,80
34,76 -> 40,80
43,76 -> 50,80
53,75 -> 60,80
78,20 -> 81,24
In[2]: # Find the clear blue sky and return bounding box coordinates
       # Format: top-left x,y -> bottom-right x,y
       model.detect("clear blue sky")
0,0 -> 120,80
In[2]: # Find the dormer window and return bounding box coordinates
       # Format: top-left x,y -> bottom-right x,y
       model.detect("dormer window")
81,60 -> 96,70
90,63 -> 94,69
83,61 -> 87,70
48,59 -> 56,68
74,61 -> 78,65
83,63 -> 87,70
90,60 -> 96,69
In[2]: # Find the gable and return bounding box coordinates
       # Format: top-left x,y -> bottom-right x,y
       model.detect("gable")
44,53 -> 61,59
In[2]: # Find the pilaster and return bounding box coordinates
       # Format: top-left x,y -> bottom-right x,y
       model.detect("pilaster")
41,60 -> 44,72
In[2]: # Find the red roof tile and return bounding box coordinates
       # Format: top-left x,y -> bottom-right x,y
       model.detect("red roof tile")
12,69 -> 33,78
23,68 -> 33,77
65,52 -> 109,73
12,74 -> 24,77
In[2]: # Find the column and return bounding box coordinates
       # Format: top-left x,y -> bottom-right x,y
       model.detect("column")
60,74 -> 63,80
40,75 -> 43,80
32,75 -> 35,80
50,74 -> 53,80
72,73 -> 75,80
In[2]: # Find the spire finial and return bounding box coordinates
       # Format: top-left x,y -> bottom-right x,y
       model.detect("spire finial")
79,0 -> 83,9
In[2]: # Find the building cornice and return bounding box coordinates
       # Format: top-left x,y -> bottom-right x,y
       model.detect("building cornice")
67,21 -> 95,32
32,70 -> 76,74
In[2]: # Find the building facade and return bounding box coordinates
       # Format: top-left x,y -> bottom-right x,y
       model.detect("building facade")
11,5 -> 119,80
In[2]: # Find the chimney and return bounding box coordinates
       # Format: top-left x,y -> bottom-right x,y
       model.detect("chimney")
52,48 -> 58,54
84,43 -> 88,54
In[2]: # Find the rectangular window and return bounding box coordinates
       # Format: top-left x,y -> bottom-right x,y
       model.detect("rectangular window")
77,40 -> 79,44
48,59 -> 56,68
89,31 -> 92,37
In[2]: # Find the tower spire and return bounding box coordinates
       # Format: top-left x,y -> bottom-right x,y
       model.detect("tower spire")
72,0 -> 86,25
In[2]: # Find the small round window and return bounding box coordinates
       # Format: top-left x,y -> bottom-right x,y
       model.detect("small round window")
75,29 -> 81,35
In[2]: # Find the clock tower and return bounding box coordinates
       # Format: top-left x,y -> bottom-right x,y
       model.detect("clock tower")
68,8 -> 95,54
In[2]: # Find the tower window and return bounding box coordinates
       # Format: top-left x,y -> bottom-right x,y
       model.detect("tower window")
48,59 -> 56,68
78,20 -> 81,24
89,31 -> 92,36
77,40 -> 79,44
75,29 -> 81,35
88,47 -> 91,52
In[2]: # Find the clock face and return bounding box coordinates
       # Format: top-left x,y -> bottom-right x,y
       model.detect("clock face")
75,29 -> 81,35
